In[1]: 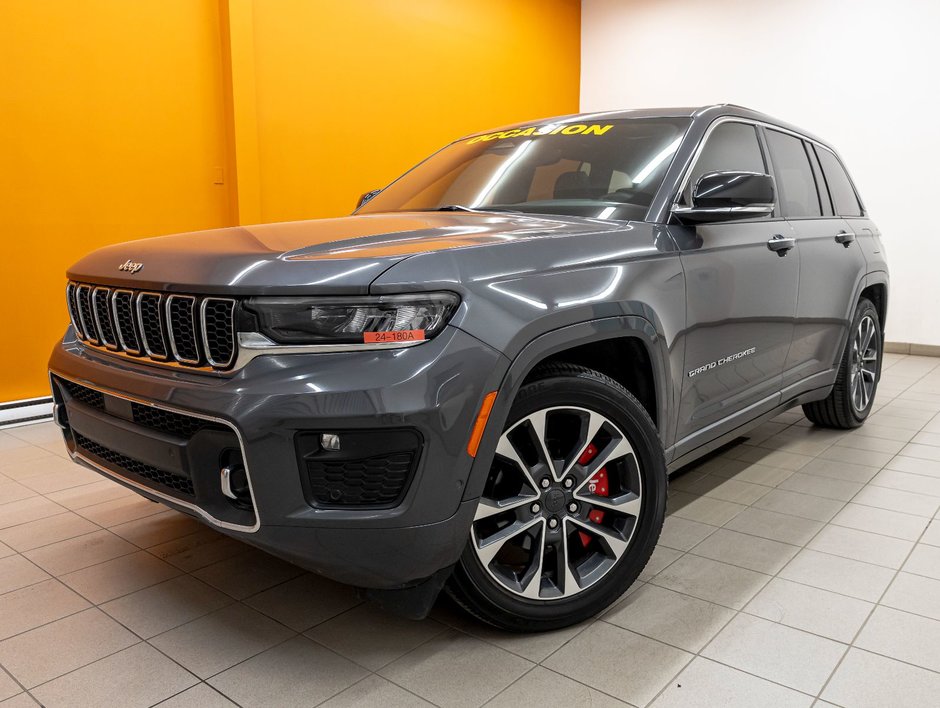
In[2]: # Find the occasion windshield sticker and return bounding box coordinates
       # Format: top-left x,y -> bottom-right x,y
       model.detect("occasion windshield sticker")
364,330 -> 426,344
467,123 -> 613,144
688,347 -> 757,378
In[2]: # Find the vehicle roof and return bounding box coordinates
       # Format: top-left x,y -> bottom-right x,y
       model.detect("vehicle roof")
463,104 -> 832,149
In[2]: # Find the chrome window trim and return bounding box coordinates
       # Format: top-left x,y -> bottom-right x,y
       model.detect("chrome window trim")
810,141 -> 867,217
200,297 -> 237,368
111,289 -> 142,355
165,294 -> 201,365
672,115 -> 865,219
50,370 -> 260,533
136,291 -> 169,361
91,287 -> 119,350
75,284 -> 100,344
673,117 -> 774,212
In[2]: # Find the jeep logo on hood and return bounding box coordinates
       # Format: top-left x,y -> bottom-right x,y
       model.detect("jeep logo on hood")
118,259 -> 143,274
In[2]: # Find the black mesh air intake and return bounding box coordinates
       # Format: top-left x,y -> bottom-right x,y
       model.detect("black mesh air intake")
138,293 -> 168,358
203,298 -> 236,367
73,432 -> 195,497
112,290 -> 141,353
306,453 -> 415,506
131,403 -> 207,438
76,285 -> 98,343
61,380 -> 105,410
92,288 -> 117,347
296,429 -> 421,508
167,296 -> 200,363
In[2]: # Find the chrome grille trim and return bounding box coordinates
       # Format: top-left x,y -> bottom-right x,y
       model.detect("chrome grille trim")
67,282 -> 237,372
200,298 -> 237,368
65,283 -> 85,340
92,287 -> 118,350
166,294 -> 201,365
111,289 -> 142,355
75,284 -> 100,344
137,292 -> 169,361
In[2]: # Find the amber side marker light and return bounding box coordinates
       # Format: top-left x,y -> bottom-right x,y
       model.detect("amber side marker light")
467,391 -> 498,458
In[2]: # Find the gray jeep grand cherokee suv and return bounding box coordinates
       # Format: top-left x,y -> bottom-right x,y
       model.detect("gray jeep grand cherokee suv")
49,105 -> 887,631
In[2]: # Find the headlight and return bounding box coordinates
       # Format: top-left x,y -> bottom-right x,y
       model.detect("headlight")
244,292 -> 459,345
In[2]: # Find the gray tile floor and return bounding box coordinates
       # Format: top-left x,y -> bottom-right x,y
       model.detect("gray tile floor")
1,353 -> 940,706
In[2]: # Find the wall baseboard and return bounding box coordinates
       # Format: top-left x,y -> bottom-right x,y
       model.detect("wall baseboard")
0,397 -> 54,429
885,342 -> 940,357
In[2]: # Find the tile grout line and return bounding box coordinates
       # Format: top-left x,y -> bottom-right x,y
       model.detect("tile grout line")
638,367 -> 940,702
150,680 -> 246,708
477,663 -> 541,708
3,355 -> 940,707
809,364 -> 940,701
0,662 -> 30,704
813,489 -> 939,699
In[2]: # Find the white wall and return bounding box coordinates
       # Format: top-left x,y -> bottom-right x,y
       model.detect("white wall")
581,0 -> 940,346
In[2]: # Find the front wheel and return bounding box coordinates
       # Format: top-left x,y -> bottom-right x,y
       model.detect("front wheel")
803,297 -> 882,429
447,363 -> 666,632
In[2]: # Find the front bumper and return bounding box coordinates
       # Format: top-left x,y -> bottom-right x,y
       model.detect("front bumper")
49,325 -> 507,588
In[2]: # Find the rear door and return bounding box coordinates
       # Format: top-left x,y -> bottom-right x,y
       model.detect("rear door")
673,121 -> 799,451
765,128 -> 867,393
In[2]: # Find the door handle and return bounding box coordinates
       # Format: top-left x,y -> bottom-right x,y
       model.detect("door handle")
835,231 -> 855,247
767,234 -> 795,256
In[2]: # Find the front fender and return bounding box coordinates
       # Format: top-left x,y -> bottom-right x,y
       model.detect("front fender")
460,315 -> 673,503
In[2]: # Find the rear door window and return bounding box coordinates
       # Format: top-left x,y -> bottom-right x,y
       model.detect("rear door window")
806,144 -> 834,216
816,147 -> 863,216
765,129 -> 821,218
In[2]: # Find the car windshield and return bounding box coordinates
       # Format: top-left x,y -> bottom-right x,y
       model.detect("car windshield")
357,117 -> 690,221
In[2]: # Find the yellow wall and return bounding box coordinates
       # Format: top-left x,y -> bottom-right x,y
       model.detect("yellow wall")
247,0 -> 582,222
0,0 -> 580,402
0,0 -> 232,401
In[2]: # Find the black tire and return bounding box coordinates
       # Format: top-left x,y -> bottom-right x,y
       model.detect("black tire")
803,297 -> 882,429
447,363 -> 667,632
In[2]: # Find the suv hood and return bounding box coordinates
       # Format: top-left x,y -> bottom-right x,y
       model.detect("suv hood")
67,212 -> 622,295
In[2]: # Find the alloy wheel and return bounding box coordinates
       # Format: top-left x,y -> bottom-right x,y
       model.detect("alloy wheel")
470,406 -> 643,600
850,314 -> 878,412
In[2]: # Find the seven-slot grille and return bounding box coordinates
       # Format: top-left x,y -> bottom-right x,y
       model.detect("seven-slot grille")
66,283 -> 236,370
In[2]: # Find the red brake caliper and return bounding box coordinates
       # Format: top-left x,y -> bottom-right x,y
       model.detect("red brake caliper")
576,443 -> 608,548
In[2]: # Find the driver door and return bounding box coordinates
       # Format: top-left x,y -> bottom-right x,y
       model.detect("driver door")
671,121 -> 800,455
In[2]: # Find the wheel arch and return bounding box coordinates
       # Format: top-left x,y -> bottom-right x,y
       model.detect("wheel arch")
830,270 -> 887,371
526,338 -> 658,429
860,277 -> 888,335
461,315 -> 671,503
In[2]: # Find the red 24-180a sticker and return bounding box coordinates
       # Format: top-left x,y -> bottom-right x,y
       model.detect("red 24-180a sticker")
364,330 -> 426,344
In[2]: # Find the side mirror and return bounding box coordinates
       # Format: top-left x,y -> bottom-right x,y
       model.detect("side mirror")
356,189 -> 382,209
673,171 -> 775,224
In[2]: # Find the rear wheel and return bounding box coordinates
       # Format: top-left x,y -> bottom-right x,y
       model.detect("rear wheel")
448,363 -> 666,632
803,297 -> 882,429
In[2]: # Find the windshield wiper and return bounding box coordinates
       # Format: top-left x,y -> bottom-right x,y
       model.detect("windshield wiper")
422,204 -> 524,215
429,204 -> 477,212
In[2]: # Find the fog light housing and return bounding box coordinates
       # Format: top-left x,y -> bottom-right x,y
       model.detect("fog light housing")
320,433 -> 341,451
296,429 -> 422,508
